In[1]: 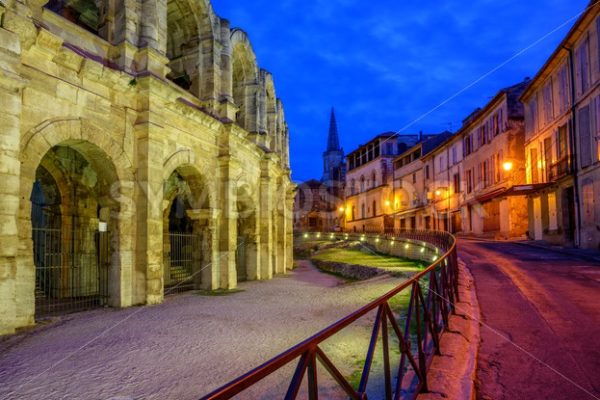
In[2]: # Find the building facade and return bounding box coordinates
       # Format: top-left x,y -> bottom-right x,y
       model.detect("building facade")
521,2 -> 600,249
392,133 -> 452,231
460,81 -> 529,239
344,133 -> 430,232
0,0 -> 294,335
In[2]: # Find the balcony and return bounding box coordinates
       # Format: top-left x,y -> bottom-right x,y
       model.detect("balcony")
546,156 -> 572,182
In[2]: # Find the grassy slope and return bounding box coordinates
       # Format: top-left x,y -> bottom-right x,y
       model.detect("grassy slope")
312,248 -> 425,273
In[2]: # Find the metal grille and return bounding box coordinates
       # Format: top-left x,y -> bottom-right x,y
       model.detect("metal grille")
33,226 -> 110,318
166,233 -> 200,293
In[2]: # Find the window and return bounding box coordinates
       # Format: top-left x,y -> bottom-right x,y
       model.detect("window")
527,99 -> 538,136
543,80 -> 554,125
372,200 -> 377,217
466,169 -> 473,194
576,37 -> 591,96
578,105 -> 593,168
493,113 -> 499,136
372,172 -> 377,188
361,204 -> 365,219
483,160 -> 489,187
557,124 -> 568,159
496,152 -> 502,183
464,136 -> 472,156
453,173 -> 460,194
352,206 -> 356,221
531,148 -> 539,184
425,165 -> 430,179
451,146 -> 457,164
499,109 -> 504,133
544,137 -> 553,181
412,173 -> 416,184
558,66 -> 570,113
350,179 -> 356,195
360,176 -> 365,192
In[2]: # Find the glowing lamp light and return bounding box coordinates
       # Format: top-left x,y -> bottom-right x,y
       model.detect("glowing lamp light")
316,233 -> 321,238
435,190 -> 442,196
503,161 -> 514,172
405,244 -> 410,249
420,248 -> 425,253
432,256 -> 438,262
303,233 -> 308,238
339,207 -> 345,213
385,200 -> 391,207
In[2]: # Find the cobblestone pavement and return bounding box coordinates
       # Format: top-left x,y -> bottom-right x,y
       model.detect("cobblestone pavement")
0,262 -> 403,400
459,240 -> 600,400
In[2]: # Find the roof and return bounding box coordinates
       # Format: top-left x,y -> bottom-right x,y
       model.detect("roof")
462,80 -> 529,127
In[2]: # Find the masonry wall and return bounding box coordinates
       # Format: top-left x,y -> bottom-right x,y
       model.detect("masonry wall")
0,0 -> 294,335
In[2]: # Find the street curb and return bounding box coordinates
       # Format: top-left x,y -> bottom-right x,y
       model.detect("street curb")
418,258 -> 481,400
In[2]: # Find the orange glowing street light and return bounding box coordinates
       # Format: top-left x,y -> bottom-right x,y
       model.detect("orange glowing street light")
339,206 -> 345,213
503,161 -> 514,172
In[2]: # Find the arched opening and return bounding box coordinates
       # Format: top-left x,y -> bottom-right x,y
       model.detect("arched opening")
231,32 -> 258,131
265,76 -> 278,150
31,144 -> 118,318
236,186 -> 257,282
166,0 -> 214,98
163,167 -> 211,293
45,0 -> 108,39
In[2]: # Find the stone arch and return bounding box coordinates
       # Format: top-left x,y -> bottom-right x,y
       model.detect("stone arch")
19,119 -> 135,318
231,29 -> 259,132
166,0 -> 217,100
162,160 -> 216,292
45,0 -> 110,40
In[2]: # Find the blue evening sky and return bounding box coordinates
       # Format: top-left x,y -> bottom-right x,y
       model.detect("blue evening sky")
211,0 -> 589,182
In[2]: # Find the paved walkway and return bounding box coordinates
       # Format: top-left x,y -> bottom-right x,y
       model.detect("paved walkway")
459,240 -> 600,400
0,262 -> 403,400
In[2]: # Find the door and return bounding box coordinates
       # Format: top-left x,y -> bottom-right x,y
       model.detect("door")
533,197 -> 543,240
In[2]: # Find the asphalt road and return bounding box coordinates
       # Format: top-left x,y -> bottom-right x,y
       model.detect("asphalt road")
458,240 -> 600,400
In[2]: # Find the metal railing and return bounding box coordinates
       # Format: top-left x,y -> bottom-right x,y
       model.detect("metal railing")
201,229 -> 458,400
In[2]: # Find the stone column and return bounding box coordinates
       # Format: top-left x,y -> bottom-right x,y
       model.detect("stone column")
217,155 -> 238,289
284,186 -> 296,272
0,18 -> 28,334
134,122 -> 165,305
187,208 -> 220,290
259,168 -> 273,279
218,19 -> 238,121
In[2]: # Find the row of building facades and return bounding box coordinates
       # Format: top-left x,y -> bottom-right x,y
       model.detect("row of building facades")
0,0 -> 293,335
296,1 -> 600,251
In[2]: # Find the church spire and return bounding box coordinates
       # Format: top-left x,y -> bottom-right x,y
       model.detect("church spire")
327,107 -> 341,151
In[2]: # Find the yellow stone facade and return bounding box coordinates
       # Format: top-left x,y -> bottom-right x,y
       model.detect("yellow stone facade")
0,0 -> 294,335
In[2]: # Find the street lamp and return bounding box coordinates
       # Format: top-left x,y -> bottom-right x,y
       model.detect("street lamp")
503,161 -> 514,172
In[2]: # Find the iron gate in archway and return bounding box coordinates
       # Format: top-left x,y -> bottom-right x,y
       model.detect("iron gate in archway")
33,216 -> 111,318
166,232 -> 201,293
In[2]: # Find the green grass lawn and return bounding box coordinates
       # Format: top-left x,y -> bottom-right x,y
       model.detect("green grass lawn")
312,248 -> 425,273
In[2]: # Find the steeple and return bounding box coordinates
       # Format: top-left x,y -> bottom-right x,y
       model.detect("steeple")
322,107 -> 345,184
327,107 -> 341,151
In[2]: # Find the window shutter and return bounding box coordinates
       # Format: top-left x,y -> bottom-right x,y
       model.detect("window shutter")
579,105 -> 592,168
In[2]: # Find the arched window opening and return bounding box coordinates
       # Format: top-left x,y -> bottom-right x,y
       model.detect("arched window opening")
46,0 -> 107,39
